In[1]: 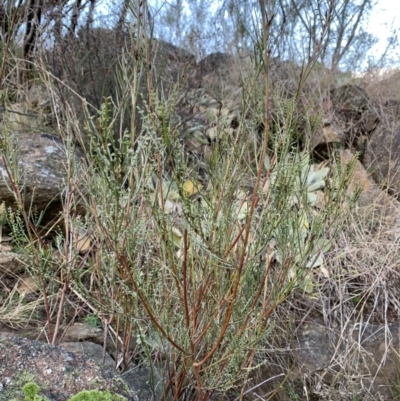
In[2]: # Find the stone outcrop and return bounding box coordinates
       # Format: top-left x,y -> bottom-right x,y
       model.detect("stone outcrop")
330,84 -> 380,153
364,100 -> 400,197
0,133 -> 85,228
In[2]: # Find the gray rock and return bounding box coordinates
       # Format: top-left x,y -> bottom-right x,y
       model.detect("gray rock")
59,341 -> 115,370
0,334 -> 137,400
0,133 -> 85,227
331,84 -> 379,152
364,100 -> 400,197
295,319 -> 400,400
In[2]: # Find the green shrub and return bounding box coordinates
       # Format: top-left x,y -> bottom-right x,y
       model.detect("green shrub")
19,382 -> 127,401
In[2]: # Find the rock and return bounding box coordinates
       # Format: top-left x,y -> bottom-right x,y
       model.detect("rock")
331,84 -> 379,153
59,341 -> 115,370
15,276 -> 39,295
62,323 -> 139,365
310,119 -> 345,152
340,149 -> 372,196
0,83 -> 60,134
0,251 -> 24,277
48,31 -> 199,144
196,52 -> 242,103
295,318 -> 400,400
59,341 -> 163,400
0,334 -> 137,400
340,149 -> 400,221
0,133 -> 85,227
364,100 -> 400,197
331,84 -> 370,112
62,322 -> 103,343
122,365 -> 163,401
198,52 -> 233,78
152,39 -> 198,91
176,88 -> 241,159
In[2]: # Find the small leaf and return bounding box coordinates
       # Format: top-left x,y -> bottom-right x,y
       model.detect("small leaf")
307,167 -> 329,191
237,200 -> 249,221
299,210 -> 309,229
316,238 -> 332,253
303,275 -> 314,294
306,253 -> 324,268
163,199 -> 175,214
167,190 -> 181,201
311,191 -> 326,208
73,229 -> 91,253
0,202 -> 6,219
0,202 -> 5,243
171,226 -> 183,248
320,265 -> 330,278
264,154 -> 271,170
183,180 -> 202,196
307,192 -> 317,205
288,267 -> 297,280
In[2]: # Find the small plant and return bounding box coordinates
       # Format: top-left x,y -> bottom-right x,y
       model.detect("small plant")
68,390 -> 127,401
263,151 -> 335,295
18,382 -> 127,401
22,382 -> 46,401
83,314 -> 101,328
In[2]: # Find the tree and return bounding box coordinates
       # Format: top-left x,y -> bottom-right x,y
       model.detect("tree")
149,0 -> 388,71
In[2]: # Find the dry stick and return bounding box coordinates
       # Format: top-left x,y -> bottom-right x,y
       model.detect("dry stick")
115,315 -> 121,369
0,15 -> 17,90
192,146 -> 264,368
156,155 -> 184,300
238,256 -> 274,338
192,107 -> 266,367
234,0 -> 337,349
86,194 -> 188,354
183,229 -> 204,391
182,230 -> 191,329
52,147 -> 78,344
223,222 -> 247,259
192,253 -> 212,325
216,246 -> 277,394
192,2 -> 274,373
191,262 -> 225,346
192,296 -> 230,346
101,233 -> 187,354
218,6 -> 276,397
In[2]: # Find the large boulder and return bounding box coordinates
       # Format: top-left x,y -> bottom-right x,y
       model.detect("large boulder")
196,52 -> 242,105
330,84 -> 380,154
47,30 -> 199,146
0,133 -> 85,227
340,149 -> 400,227
363,100 -> 400,197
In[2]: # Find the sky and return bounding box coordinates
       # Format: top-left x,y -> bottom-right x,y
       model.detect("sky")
364,0 -> 400,68
97,0 -> 400,71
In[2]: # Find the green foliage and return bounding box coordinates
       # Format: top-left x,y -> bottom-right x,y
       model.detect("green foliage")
83,314 -> 101,328
68,390 -> 126,401
18,382 -> 127,401
22,382 -> 46,401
